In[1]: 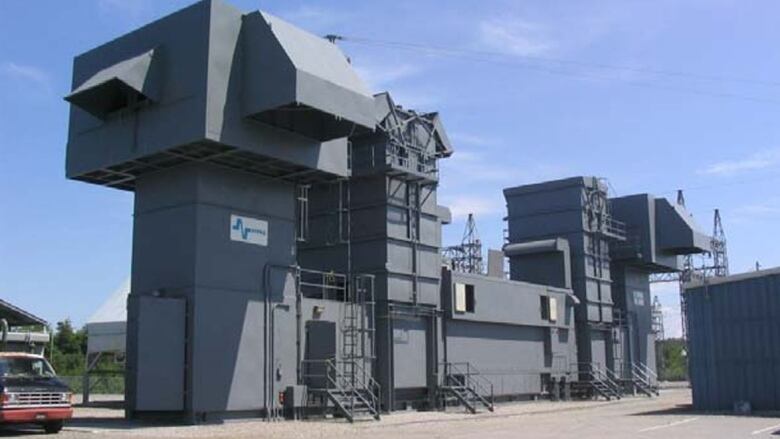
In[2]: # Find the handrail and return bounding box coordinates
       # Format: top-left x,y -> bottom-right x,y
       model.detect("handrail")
440,362 -> 494,406
386,139 -> 439,176
301,358 -> 380,415
573,362 -> 621,397
591,367 -> 618,393
604,367 -> 621,383
604,216 -> 627,239
335,359 -> 381,412
631,362 -> 657,387
301,358 -> 339,390
636,362 -> 658,381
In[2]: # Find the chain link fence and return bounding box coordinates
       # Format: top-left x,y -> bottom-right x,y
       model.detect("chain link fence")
58,375 -> 124,395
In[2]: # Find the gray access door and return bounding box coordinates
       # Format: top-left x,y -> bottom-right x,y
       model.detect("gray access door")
135,296 -> 186,411
591,330 -> 607,369
304,320 -> 337,389
393,317 -> 428,389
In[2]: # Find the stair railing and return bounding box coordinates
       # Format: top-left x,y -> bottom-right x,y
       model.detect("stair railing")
632,362 -> 657,386
440,362 -> 494,409
572,362 -> 621,399
338,358 -> 381,416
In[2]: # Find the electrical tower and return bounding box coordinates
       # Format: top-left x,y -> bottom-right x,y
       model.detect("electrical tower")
442,213 -> 484,274
651,295 -> 665,340
709,209 -> 729,277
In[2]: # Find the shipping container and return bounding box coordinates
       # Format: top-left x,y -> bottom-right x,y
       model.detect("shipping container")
685,267 -> 780,411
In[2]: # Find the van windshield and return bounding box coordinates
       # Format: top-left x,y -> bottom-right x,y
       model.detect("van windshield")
0,357 -> 56,378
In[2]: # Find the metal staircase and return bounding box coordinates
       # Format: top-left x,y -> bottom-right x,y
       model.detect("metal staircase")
302,274 -> 380,422
629,362 -> 659,397
439,362 -> 495,413
571,363 -> 622,401
304,359 -> 381,422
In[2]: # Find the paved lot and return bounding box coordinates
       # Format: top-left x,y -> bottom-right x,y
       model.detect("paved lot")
2,389 -> 780,438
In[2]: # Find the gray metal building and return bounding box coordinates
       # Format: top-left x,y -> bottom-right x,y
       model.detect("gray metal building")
610,194 -> 710,380
65,0 -> 375,421
504,178 -> 709,396
441,269 -> 577,400
64,0 -> 714,423
297,91 -> 452,410
685,267 -> 780,411
504,178 -> 626,374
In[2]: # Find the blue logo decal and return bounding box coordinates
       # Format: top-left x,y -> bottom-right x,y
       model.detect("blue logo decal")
231,217 -> 267,240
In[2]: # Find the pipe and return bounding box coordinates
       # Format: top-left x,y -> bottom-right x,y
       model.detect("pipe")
295,270 -> 302,384
271,303 -> 291,421
262,263 -> 298,422
502,239 -> 566,256
262,263 -> 271,422
1,319 -> 8,352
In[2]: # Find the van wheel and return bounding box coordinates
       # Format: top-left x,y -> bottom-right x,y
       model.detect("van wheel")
43,421 -> 63,434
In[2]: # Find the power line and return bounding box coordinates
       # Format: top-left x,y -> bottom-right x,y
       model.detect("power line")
335,35 -> 780,105
340,35 -> 780,88
652,172 -> 780,197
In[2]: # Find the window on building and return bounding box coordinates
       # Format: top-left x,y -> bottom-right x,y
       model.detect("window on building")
549,297 -> 558,322
540,296 -> 550,320
540,296 -> 559,322
455,283 -> 476,313
465,284 -> 475,312
633,290 -> 646,306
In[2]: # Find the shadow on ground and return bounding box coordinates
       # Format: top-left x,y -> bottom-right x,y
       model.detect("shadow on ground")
632,403 -> 780,420
75,400 -> 124,410
0,426 -> 47,437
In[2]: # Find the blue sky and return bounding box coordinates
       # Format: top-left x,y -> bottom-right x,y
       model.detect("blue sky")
1,0 -> 779,336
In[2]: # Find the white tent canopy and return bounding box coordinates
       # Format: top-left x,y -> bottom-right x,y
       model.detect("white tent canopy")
86,277 -> 129,355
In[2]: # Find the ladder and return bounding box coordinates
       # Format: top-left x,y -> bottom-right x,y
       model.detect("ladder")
341,276 -> 376,380
338,275 -> 379,422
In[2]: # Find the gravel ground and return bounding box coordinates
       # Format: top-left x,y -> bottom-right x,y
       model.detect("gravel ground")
3,389 -> 780,438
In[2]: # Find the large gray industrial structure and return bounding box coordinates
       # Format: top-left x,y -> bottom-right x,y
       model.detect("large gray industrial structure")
504,179 -> 710,396
64,0 -> 712,423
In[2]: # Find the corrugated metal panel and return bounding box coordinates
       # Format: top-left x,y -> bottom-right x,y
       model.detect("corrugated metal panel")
685,269 -> 780,411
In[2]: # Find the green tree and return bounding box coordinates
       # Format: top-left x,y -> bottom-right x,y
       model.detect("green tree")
50,319 -> 87,376
656,338 -> 688,381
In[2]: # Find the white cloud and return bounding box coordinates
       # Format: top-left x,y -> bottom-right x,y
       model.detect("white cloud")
740,200 -> 780,217
441,149 -> 516,184
439,149 -> 568,222
441,148 -> 566,188
353,63 -> 421,92
478,17 -> 553,56
699,148 -> 780,176
349,57 -> 437,108
441,194 -> 505,220
731,197 -> 780,224
449,132 -> 499,147
383,87 -> 441,111
1,62 -> 49,87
